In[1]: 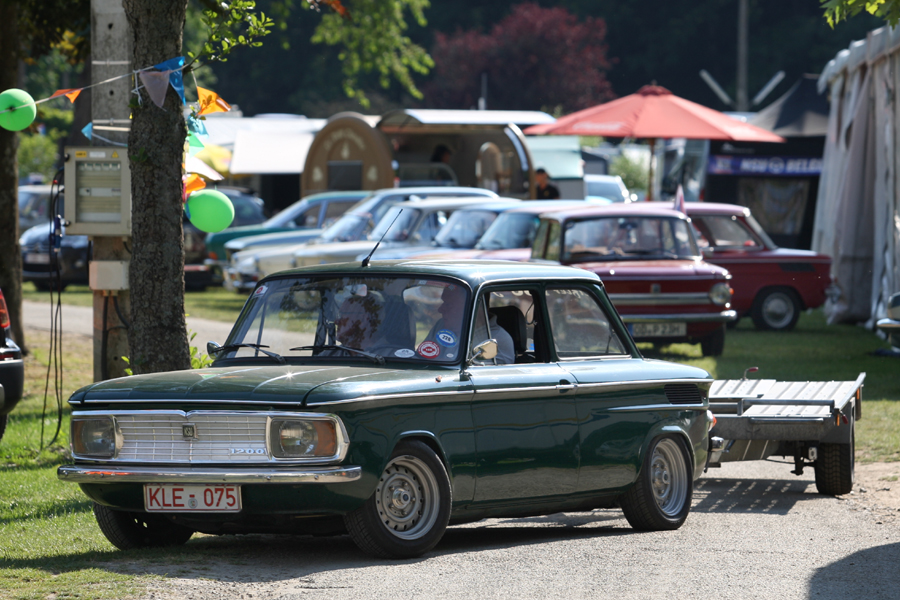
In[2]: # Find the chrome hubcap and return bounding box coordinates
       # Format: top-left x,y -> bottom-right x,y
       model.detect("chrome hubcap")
763,293 -> 794,329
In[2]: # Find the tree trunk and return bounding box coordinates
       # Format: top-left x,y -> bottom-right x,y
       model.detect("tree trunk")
0,2 -> 26,354
122,0 -> 190,374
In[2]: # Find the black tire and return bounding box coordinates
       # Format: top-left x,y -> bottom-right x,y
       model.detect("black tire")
0,414 -> 7,442
344,440 -> 451,558
815,418 -> 855,496
751,288 -> 801,331
32,280 -> 67,293
93,503 -> 194,550
700,324 -> 725,357
621,436 -> 693,531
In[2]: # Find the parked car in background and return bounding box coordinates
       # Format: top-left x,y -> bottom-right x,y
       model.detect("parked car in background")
360,200 -> 523,260
18,184 -> 55,233
531,204 -> 736,356
205,191 -> 368,279
221,229 -> 324,292
183,188 -> 268,290
584,174 -> 632,203
685,202 -> 834,331
292,197 -> 518,268
20,221 -> 89,291
0,287 -> 24,442
58,259 -> 712,557
228,187 -> 500,291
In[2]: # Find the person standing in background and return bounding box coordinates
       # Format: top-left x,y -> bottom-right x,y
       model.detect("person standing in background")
534,168 -> 561,199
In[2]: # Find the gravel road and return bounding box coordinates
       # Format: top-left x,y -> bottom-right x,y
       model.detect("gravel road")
135,460 -> 900,600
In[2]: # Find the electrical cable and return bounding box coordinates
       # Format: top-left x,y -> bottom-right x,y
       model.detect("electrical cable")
40,170 -> 66,449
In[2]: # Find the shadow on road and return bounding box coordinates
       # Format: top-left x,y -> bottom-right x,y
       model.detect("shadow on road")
807,541 -> 900,599
693,475 -> 815,515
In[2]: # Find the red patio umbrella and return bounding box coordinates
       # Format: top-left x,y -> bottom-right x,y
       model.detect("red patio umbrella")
525,85 -> 785,200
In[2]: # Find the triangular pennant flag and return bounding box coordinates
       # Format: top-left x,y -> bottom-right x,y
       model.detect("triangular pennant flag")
183,173 -> 206,199
197,86 -> 231,116
81,122 -> 93,140
51,88 -> 82,103
187,114 -> 209,139
155,56 -> 185,105
139,70 -> 171,108
187,133 -> 205,156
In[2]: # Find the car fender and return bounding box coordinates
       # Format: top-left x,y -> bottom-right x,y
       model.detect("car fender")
635,419 -> 707,483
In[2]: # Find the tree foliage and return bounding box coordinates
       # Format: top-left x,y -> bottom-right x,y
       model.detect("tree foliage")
423,2 -> 613,112
822,0 -> 900,26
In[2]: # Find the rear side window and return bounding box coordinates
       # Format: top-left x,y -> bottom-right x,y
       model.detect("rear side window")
546,287 -> 627,358
322,201 -> 356,227
693,215 -> 761,249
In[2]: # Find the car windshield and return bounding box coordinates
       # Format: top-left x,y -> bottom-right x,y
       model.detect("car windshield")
368,207 -> 422,242
228,195 -> 268,227
475,213 -> 540,250
562,216 -> 699,262
317,195 -> 401,243
433,210 -> 498,248
586,180 -> 627,202
223,276 -> 470,364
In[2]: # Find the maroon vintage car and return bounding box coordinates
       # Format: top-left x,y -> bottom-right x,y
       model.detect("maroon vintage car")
531,204 -> 736,356
685,202 -> 833,331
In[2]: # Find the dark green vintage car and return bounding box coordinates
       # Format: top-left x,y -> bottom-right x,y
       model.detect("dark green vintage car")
59,260 -> 713,558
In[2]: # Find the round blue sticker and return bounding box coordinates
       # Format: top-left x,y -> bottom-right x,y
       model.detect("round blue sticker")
436,329 -> 458,347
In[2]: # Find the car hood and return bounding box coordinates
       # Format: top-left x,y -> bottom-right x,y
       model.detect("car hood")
69,363 -> 454,406
20,222 -> 88,245
568,258 -> 730,280
226,230 -> 322,251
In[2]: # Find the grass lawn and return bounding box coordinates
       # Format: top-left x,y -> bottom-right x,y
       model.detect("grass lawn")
3,295 -> 898,598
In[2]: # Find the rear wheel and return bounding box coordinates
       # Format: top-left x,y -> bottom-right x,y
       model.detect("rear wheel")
815,417 -> 855,496
621,436 -> 693,531
700,325 -> 725,357
93,503 -> 194,550
752,288 -> 801,331
344,440 -> 451,558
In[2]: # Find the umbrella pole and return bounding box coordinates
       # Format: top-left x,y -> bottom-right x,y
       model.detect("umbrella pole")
647,138 -> 655,201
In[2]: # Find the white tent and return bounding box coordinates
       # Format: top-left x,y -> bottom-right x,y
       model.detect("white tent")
815,26 -> 900,325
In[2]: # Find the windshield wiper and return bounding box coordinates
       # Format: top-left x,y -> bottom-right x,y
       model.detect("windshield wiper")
289,345 -> 385,365
216,343 -> 285,364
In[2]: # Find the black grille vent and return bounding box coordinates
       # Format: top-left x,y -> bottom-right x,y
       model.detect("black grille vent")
664,383 -> 702,404
779,262 -> 815,273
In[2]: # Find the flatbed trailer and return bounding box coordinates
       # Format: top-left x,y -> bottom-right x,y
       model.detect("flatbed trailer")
707,373 -> 865,495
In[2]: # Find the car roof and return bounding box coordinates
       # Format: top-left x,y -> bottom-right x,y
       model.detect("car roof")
388,196 -> 518,211
369,186 -> 500,198
269,259 -> 601,289
681,201 -> 750,217
297,190 -> 371,203
503,200 -> 604,215
539,203 -> 689,221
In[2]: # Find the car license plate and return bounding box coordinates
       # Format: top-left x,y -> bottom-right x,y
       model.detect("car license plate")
144,484 -> 241,512
631,322 -> 687,338
25,252 -> 51,264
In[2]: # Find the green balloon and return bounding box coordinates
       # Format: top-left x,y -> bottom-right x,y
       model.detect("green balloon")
0,89 -> 36,132
186,190 -> 235,233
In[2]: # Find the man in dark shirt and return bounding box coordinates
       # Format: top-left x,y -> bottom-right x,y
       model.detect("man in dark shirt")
534,168 -> 561,200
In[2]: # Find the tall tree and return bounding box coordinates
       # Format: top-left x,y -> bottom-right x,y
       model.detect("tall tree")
0,0 -> 90,354
424,2 -> 613,112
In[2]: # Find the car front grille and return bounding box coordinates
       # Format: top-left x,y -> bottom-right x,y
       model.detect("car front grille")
114,411 -> 270,463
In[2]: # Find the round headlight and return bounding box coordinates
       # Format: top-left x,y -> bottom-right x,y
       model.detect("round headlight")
72,418 -> 117,458
709,282 -> 732,306
279,420 -> 318,456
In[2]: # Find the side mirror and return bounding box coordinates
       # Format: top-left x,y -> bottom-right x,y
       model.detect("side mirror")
207,341 -> 223,357
467,339 -> 498,366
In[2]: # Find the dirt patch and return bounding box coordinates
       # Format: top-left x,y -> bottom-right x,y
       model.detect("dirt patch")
840,462 -> 900,523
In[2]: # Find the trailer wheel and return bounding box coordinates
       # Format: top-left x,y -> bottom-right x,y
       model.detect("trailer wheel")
814,417 -> 855,496
621,436 -> 693,530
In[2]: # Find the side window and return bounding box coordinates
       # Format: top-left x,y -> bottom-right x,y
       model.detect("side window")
546,287 -> 627,358
322,201 -> 355,227
545,222 -> 562,262
290,205 -> 321,228
468,296 -> 492,362
531,220 -> 550,258
470,289 -> 542,365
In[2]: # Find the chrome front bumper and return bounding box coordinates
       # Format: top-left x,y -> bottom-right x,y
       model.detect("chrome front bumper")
58,464 -> 361,484
622,310 -> 737,324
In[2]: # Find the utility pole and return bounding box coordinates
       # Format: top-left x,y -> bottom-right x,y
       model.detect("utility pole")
89,0 -> 132,381
736,0 -> 749,111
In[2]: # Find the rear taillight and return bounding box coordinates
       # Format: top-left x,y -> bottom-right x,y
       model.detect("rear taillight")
0,289 -> 10,329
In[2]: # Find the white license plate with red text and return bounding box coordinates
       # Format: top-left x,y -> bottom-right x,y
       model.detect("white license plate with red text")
144,484 -> 241,512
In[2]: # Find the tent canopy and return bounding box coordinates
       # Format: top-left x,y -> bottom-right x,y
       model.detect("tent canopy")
749,75 -> 830,137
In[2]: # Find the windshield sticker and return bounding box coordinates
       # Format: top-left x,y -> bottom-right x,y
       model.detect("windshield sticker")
436,330 -> 458,347
417,341 -> 440,359
446,352 -> 455,359
394,348 -> 415,358
254,285 -> 268,297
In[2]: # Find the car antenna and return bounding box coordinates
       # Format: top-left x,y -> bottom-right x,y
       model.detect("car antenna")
361,208 -> 403,268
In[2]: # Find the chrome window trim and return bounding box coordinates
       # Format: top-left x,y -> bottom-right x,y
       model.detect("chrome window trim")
57,464 -> 361,484
70,410 -> 350,465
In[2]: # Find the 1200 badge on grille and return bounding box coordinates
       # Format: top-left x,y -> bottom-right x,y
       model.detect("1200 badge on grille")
230,447 -> 267,455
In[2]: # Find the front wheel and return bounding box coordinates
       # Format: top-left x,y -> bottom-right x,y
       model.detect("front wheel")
621,436 -> 693,531
93,503 -> 194,550
344,440 -> 451,558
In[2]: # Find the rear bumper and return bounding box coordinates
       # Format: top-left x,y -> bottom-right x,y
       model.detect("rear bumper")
57,464 -> 362,484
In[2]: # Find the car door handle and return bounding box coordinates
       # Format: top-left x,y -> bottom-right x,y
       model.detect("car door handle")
556,381 -> 578,391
